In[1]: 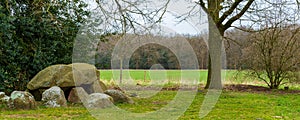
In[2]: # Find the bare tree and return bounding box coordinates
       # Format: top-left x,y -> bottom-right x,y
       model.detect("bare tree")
188,0 -> 255,89
188,0 -> 300,89
93,0 -> 170,34
243,24 -> 300,89
241,1 -> 300,89
84,0 -> 171,84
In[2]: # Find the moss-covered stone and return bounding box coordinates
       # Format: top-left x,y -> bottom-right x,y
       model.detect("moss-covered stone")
8,91 -> 37,110
42,86 -> 67,108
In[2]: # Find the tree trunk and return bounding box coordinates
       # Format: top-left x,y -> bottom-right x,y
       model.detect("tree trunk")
204,24 -> 223,89
269,79 -> 280,89
120,59 -> 123,84
204,0 -> 223,89
205,56 -> 211,89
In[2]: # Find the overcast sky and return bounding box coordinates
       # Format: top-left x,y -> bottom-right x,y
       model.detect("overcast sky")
84,0 -> 206,35
83,0 -> 300,35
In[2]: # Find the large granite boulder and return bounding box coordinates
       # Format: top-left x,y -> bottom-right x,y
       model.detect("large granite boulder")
27,63 -> 100,89
27,63 -> 107,100
8,91 -> 37,110
104,90 -> 134,104
86,93 -> 113,108
68,87 -> 89,103
42,86 -> 67,107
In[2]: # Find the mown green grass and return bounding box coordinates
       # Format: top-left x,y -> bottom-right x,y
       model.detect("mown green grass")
182,91 -> 300,120
0,106 -> 94,119
1,91 -> 299,120
99,69 -> 249,84
100,70 -> 300,89
100,69 -> 207,81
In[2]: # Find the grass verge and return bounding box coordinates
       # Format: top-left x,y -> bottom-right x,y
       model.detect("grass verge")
1,90 -> 299,120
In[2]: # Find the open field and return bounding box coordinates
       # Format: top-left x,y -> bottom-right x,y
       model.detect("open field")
99,69 -> 245,83
99,69 -> 300,89
1,91 -> 300,120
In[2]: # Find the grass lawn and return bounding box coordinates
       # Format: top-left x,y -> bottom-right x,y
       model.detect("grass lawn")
99,69 -> 300,89
99,69 -> 246,84
1,91 -> 299,120
1,70 -> 299,119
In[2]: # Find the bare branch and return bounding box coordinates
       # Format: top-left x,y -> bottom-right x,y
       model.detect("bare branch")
114,0 -> 127,33
219,0 -> 243,24
94,0 -> 170,35
224,0 -> 254,29
195,0 -> 208,13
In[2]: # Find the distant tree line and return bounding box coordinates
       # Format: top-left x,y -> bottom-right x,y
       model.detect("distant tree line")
94,34 -> 219,70
95,35 -> 208,69
95,29 -> 299,73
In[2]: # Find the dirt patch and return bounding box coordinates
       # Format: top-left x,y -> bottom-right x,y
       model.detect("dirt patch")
110,85 -> 196,91
224,84 -> 300,94
108,84 -> 300,94
152,101 -> 168,105
224,84 -> 270,92
2,114 -> 46,119
2,114 -> 80,119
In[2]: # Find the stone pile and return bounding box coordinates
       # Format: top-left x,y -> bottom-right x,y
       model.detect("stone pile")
0,63 -> 134,110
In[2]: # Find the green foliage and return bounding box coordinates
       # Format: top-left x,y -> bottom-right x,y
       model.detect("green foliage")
0,0 -> 89,93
